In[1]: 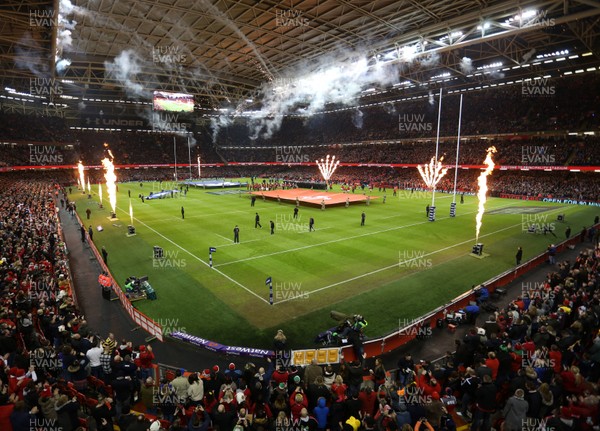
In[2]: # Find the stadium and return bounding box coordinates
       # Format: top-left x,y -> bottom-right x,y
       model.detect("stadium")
0,1 -> 599,430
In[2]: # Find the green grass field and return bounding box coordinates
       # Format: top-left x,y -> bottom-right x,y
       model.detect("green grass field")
73,181 -> 598,348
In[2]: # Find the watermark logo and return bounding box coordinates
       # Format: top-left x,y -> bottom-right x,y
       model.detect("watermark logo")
27,280 -> 58,302
153,250 -> 187,268
152,386 -> 185,407
275,146 -> 310,163
396,189 -> 430,200
29,9 -> 56,27
274,422 -> 313,431
156,317 -> 186,337
522,78 -> 555,97
399,318 -> 433,338
526,10 -> 556,27
275,9 -> 310,27
401,386 -> 432,404
521,417 -> 556,431
521,349 -> 555,371
29,145 -> 63,164
521,214 -> 555,234
153,45 -> 187,64
30,417 -> 63,431
274,281 -> 309,301
521,145 -> 555,164
521,281 -> 555,301
30,348 -> 63,371
274,349 -> 292,369
275,214 -> 309,232
399,250 -> 432,269
398,113 -> 433,133
29,77 -> 63,97
151,112 -> 191,133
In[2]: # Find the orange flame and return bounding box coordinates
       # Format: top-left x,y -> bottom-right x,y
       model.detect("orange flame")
101,155 -> 117,214
475,147 -> 497,242
77,162 -> 85,192
87,179 -> 91,194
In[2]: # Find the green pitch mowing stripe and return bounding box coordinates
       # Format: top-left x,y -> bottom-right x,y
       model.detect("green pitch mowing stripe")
74,181 -> 597,348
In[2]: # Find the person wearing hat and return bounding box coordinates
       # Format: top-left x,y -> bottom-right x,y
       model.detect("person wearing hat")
99,345 -> 113,384
313,397 -> 329,431
212,365 -> 226,392
272,365 -> 290,387
136,344 -> 155,381
225,362 -> 241,386
67,360 -> 88,392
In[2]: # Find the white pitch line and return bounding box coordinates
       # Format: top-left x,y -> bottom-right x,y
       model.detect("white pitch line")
272,205 -> 568,305
296,227 -> 332,234
216,238 -> 262,248
214,201 -> 511,268
151,209 -> 250,223
114,205 -> 270,305
215,233 -> 233,243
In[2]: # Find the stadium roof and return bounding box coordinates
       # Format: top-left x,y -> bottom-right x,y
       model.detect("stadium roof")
1,0 -> 599,117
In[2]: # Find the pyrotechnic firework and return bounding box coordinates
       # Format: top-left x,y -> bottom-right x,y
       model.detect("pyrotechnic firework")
87,179 -> 91,194
316,155 -> 340,185
417,156 -> 448,189
77,162 -> 85,192
129,199 -> 134,226
99,183 -> 103,206
101,150 -> 117,216
475,147 -> 497,242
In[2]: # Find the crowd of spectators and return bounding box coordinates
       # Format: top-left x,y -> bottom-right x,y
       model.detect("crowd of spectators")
1,74 -> 599,169
0,174 -> 599,431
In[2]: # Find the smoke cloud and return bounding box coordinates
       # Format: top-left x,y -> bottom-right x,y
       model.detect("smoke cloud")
459,57 -> 473,74
352,109 -> 364,129
212,52 -> 401,140
104,49 -> 149,99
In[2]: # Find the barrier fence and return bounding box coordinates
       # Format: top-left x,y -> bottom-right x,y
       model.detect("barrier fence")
67,188 -> 598,363
340,230 -> 596,361
73,210 -> 164,342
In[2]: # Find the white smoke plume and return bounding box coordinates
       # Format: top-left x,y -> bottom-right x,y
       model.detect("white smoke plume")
352,109 -> 364,129
383,102 -> 396,114
55,58 -> 72,73
459,57 -> 473,74
420,52 -> 440,68
522,48 -> 536,63
55,0 -> 86,75
14,34 -> 48,78
220,52 -> 401,140
104,50 -> 149,99
210,115 -> 233,143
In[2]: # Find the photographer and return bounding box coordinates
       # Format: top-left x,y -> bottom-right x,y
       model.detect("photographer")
234,407 -> 250,431
189,404 -> 211,431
